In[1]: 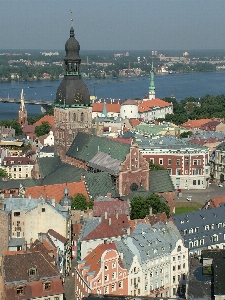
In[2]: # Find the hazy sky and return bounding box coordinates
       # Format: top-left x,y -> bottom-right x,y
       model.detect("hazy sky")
1,0 -> 225,51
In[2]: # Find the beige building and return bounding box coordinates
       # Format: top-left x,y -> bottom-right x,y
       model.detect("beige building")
4,196 -> 71,251
1,156 -> 34,179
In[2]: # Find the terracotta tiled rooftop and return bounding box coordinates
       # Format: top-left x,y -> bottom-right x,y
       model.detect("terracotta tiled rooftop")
202,196 -> 225,209
25,181 -> 88,203
48,229 -> 67,244
92,103 -> 120,113
138,98 -> 172,113
93,199 -> 130,217
34,115 -> 54,127
181,118 -> 212,129
82,222 -> 125,241
130,119 -> 142,127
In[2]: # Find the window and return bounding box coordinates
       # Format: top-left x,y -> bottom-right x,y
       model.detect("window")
195,227 -> 199,233
173,266 -> 176,271
212,235 -> 218,242
183,263 -> 185,269
205,225 -> 209,230
176,159 -> 180,165
178,265 -> 181,270
29,267 -> 37,276
112,262 -> 116,268
105,265 -> 108,270
193,180 -> 196,185
200,239 -> 204,245
118,281 -> 122,289
111,283 -> 115,291
183,274 -> 186,280
176,168 -> 181,175
211,224 -> 215,229
168,159 -> 172,165
159,159 -> 163,165
173,276 -> 176,283
185,158 -> 189,165
80,112 -> 84,122
167,168 -> 172,175
14,212 -> 20,217
44,282 -> 51,290
104,275 -> 108,281
112,272 -> 116,279
177,245 -> 181,252
54,298 -> 59,300
42,208 -> 45,212
193,159 -> 201,165
105,286 -> 108,294
16,286 -> 24,295
218,223 -> 222,228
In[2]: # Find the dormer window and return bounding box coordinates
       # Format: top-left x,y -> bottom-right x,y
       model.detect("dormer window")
43,282 -> 51,291
29,267 -> 37,276
16,286 -> 25,295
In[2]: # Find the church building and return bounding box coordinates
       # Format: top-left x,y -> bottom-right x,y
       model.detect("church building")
54,26 -> 92,159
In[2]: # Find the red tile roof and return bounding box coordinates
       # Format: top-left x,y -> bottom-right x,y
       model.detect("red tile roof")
81,243 -> 117,275
110,137 -> 132,144
34,116 -> 54,127
102,214 -> 130,229
25,181 -> 88,203
22,124 -> 36,134
92,103 -> 120,113
82,222 -> 125,241
202,196 -> 225,209
145,212 -> 168,226
93,199 -> 130,217
130,119 -> 142,127
181,119 -> 212,129
48,229 -> 67,244
138,99 -> 172,113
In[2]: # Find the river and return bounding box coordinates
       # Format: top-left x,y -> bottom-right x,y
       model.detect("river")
0,71 -> 225,120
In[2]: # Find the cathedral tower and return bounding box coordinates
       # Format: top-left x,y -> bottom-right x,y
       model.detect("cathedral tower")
18,89 -> 28,127
148,61 -> 156,100
54,25 -> 92,159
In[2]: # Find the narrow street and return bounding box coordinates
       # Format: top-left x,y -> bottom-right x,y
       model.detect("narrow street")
63,259 -> 76,300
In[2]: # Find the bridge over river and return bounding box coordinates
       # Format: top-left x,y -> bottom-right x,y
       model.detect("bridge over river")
0,97 -> 52,106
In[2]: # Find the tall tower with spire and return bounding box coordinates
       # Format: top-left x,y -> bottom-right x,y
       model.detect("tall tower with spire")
148,61 -> 156,100
18,89 -> 28,128
54,13 -> 92,159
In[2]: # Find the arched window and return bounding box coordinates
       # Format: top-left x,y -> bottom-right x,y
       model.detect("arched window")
80,112 -> 84,122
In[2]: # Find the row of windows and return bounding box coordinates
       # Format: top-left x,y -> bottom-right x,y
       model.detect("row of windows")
99,281 -> 123,294
150,158 -> 202,166
173,263 -> 186,271
184,223 -> 225,235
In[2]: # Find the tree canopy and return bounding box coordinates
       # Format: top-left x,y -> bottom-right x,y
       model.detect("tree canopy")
71,193 -> 93,211
149,161 -> 165,171
0,168 -> 8,178
34,121 -> 51,137
130,194 -> 170,220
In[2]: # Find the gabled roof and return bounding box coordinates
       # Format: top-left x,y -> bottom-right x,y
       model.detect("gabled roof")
93,199 -> 130,217
81,243 -> 117,275
92,103 -> 120,113
66,132 -> 130,162
149,170 -> 175,192
4,251 -> 59,283
82,221 -> 125,241
181,118 -> 212,129
48,229 -> 67,244
85,172 -> 119,199
138,98 -> 172,113
34,116 -> 54,127
130,119 -> 142,127
25,181 -> 88,203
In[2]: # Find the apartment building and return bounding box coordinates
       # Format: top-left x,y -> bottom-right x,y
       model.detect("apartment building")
1,156 -> 34,179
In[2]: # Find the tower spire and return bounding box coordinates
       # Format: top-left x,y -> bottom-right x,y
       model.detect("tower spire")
18,89 -> 27,128
149,61 -> 156,100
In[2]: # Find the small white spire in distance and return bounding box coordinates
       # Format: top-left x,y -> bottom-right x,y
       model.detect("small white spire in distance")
70,9 -> 73,26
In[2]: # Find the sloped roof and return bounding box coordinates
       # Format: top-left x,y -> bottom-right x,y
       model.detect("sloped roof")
82,221 -> 125,241
121,99 -> 138,106
4,251 -> 59,283
48,229 -> 67,244
93,200 -> 130,217
66,132 -> 130,162
149,170 -> 175,192
88,151 -> 121,175
85,172 -> 119,199
92,103 -> 120,113
25,181 -> 88,203
130,119 -> 142,127
34,116 -> 54,127
181,118 -> 212,129
81,243 -> 117,275
138,98 -> 172,113
120,187 -> 153,201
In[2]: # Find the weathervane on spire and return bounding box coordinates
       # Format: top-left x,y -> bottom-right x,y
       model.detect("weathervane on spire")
70,9 -> 73,27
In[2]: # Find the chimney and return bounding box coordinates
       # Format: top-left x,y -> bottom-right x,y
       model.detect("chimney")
108,218 -> 111,225
29,195 -> 31,199
149,207 -> 153,216
120,252 -> 124,260
116,213 -> 118,219
9,194 -> 12,198
52,198 -> 56,207
105,211 -> 108,219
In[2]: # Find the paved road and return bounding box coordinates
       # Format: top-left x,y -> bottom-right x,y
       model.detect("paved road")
176,183 -> 225,205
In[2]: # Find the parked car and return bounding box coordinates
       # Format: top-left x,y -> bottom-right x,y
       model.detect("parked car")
186,195 -> 192,201
218,183 -> 223,187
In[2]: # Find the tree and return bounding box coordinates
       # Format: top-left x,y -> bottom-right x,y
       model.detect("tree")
130,194 -> 170,220
34,121 -> 51,137
180,131 -> 192,138
71,193 -> 88,210
0,168 -> 8,178
149,160 -> 165,171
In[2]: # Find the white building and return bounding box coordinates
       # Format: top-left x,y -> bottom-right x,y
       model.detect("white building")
120,100 -> 139,119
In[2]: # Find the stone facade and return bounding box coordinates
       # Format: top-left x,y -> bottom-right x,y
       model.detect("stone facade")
0,211 -> 9,256
118,144 -> 149,196
54,106 -> 92,159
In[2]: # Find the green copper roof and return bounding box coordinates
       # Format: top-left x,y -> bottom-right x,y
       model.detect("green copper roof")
102,102 -> 108,117
66,132 -> 130,162
149,61 -> 155,93
85,172 -> 119,199
149,170 -> 175,193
